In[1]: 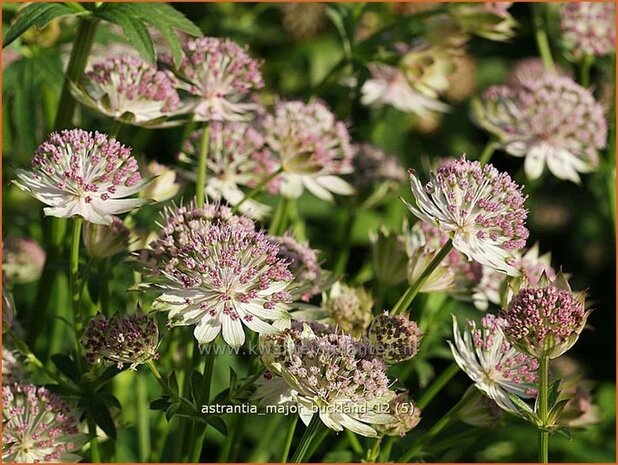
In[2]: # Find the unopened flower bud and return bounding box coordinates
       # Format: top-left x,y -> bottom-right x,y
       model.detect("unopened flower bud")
369,312 -> 421,363
83,216 -> 130,260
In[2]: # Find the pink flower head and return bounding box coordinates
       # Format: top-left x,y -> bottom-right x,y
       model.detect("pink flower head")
405,156 -> 529,275
2,383 -> 87,462
14,129 -> 149,225
476,75 -> 606,183
560,2 -> 616,57
173,37 -> 264,122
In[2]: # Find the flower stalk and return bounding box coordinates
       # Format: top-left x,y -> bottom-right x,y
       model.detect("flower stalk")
70,217 -> 84,341
538,355 -> 550,463
195,124 -> 211,208
291,415 -> 325,463
532,4 -> 555,74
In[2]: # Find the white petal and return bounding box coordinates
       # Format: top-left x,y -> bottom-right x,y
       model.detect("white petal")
221,316 -> 245,348
194,318 -> 221,344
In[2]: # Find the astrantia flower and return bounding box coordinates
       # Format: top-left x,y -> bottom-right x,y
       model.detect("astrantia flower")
322,282 -> 374,338
81,311 -> 159,370
406,221 -> 483,295
368,312 -> 421,363
560,2 -> 616,57
448,2 -> 517,41
268,233 -> 325,302
505,57 -> 567,87
72,55 -> 181,127
261,100 -> 355,202
361,63 -> 449,119
83,216 -> 130,260
400,43 -> 457,99
2,383 -> 87,462
2,237 -> 46,284
142,202 -> 294,348
179,122 -> 278,218
501,274 -> 589,358
171,37 -> 264,122
14,129 -> 149,225
404,156 -> 529,275
377,391 -> 421,437
259,325 -> 396,437
474,75 -> 607,183
139,161 -> 180,203
449,314 -> 539,413
473,243 -> 556,311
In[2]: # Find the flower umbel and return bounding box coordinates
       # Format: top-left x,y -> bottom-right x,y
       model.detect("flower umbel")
475,75 -> 607,183
560,2 -> 616,57
171,37 -> 264,122
368,312 -> 421,363
2,383 -> 87,463
14,129 -> 149,225
404,156 -> 529,275
81,311 -> 159,370
449,314 -> 539,413
261,100 -> 355,202
141,202 -> 294,348
73,55 -> 181,127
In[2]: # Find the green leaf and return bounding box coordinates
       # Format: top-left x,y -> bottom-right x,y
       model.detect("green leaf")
150,396 -> 172,411
507,393 -> 540,425
204,415 -> 228,436
3,3 -> 79,47
98,392 -> 122,410
51,354 -> 80,383
89,399 -> 117,439
95,7 -> 155,63
553,425 -> 573,441
168,372 -> 179,397
165,402 -> 180,422
548,379 -> 562,408
547,398 -> 571,426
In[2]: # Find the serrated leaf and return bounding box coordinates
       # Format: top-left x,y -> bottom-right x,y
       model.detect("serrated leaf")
150,396 -> 172,411
95,7 -> 155,63
137,3 -> 201,36
3,3 -> 79,47
89,399 -> 116,439
51,354 -> 80,383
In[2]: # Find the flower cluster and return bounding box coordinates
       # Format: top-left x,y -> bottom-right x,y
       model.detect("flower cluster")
560,2 -> 616,57
14,129 -> 148,225
368,312 -> 421,363
258,324 -> 396,437
501,276 -> 588,358
141,202 -> 294,348
405,156 -> 529,275
73,55 -> 180,127
172,37 -> 264,122
81,311 -> 159,369
179,122 -> 278,218
261,100 -> 355,202
475,75 -> 606,183
2,383 -> 87,463
449,314 -> 539,413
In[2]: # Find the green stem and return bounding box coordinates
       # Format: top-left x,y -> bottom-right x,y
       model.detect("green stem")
538,356 -> 550,463
400,390 -> 474,462
195,124 -> 210,208
109,119 -> 124,140
291,415 -> 325,463
136,374 -> 151,463
98,259 -> 110,316
579,54 -> 594,88
346,429 -> 364,456
478,140 -> 498,166
269,197 -> 290,235
391,240 -> 453,315
54,18 -> 98,130
333,210 -> 356,275
417,362 -> 460,410
234,167 -> 283,211
70,217 -> 84,342
280,415 -> 299,462
365,437 -> 382,462
532,3 -> 556,74
146,360 -> 177,401
88,416 -> 101,463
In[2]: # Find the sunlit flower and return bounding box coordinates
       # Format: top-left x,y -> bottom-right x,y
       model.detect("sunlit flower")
2,383 -> 87,462
179,122 -> 278,218
560,2 -> 616,57
473,243 -> 556,310
474,75 -> 606,183
259,324 -> 396,437
449,314 -> 539,413
2,348 -> 24,384
361,63 -> 449,119
261,100 -> 355,202
377,391 -> 421,437
322,282 -> 374,338
404,156 -> 529,275
501,273 -> 589,358
368,312 -> 421,363
141,202 -> 294,348
448,2 -> 517,41
82,216 -> 130,260
2,237 -> 46,284
14,129 -> 149,225
72,55 -> 181,127
139,161 -> 181,203
171,37 -> 264,122
268,233 -> 325,302
81,311 -> 159,370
